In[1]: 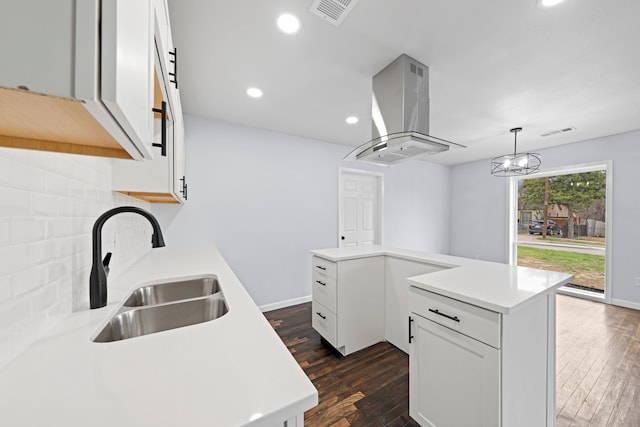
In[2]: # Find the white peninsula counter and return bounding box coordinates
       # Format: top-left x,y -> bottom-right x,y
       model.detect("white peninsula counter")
310,245 -> 573,427
0,247 -> 317,427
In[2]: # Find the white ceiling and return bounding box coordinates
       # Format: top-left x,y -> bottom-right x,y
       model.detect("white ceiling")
167,0 -> 640,166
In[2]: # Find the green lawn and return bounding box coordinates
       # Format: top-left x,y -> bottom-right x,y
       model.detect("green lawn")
517,246 -> 605,290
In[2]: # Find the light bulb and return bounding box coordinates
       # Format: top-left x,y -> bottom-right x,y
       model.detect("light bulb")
538,0 -> 565,8
277,14 -> 300,34
246,87 -> 263,98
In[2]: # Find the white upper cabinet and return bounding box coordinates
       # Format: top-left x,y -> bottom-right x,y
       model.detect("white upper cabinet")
0,0 -> 154,160
100,0 -> 154,155
111,0 -> 187,204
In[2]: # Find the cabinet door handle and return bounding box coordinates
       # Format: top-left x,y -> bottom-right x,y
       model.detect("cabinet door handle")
180,176 -> 188,200
169,48 -> 178,89
428,308 -> 460,323
316,312 -> 326,320
315,280 -> 326,286
315,265 -> 326,271
151,101 -> 167,157
408,316 -> 414,343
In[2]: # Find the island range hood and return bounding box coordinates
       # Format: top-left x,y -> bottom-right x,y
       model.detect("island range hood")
345,54 -> 464,165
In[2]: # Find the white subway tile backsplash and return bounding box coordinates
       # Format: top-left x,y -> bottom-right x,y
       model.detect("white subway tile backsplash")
12,265 -> 46,296
30,240 -> 58,265
0,275 -> 11,303
32,282 -> 59,312
0,335 -> 12,368
29,192 -> 58,216
57,197 -> 78,217
0,186 -> 29,216
13,218 -> 46,243
48,259 -> 71,283
44,172 -> 70,196
0,218 -> 10,245
10,160 -> 45,192
0,156 -> 11,184
0,147 -> 152,369
55,156 -> 79,179
46,218 -> 74,239
26,151 -> 57,173
0,244 -> 29,276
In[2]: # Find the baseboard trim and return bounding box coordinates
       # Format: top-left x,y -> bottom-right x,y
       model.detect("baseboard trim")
611,298 -> 640,311
259,295 -> 312,313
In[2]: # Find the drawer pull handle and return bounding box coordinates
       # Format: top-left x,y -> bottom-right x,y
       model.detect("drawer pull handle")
428,308 -> 460,323
151,101 -> 167,157
316,312 -> 326,320
316,280 -> 326,286
316,265 -> 326,271
409,316 -> 414,343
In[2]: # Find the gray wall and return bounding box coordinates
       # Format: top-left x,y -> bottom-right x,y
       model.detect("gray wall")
153,115 -> 451,308
450,130 -> 640,308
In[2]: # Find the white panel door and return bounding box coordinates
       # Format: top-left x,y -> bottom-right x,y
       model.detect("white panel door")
101,0 -> 154,155
339,171 -> 381,247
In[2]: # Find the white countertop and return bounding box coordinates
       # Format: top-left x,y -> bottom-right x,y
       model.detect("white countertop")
0,247 -> 317,427
311,246 -> 573,314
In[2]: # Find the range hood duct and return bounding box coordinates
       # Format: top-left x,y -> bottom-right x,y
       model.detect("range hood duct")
345,54 -> 464,165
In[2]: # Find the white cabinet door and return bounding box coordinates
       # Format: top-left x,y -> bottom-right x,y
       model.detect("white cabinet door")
101,0 -> 154,154
172,97 -> 187,202
111,0 -> 186,204
409,315 -> 500,427
0,0 -> 75,97
385,257 -> 446,353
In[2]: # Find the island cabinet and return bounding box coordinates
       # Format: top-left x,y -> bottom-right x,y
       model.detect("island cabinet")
409,285 -> 556,427
385,256 -> 448,353
0,0 -> 155,160
311,255 -> 385,356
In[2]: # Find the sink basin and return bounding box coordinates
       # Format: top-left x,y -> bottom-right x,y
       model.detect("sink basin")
123,276 -> 219,307
93,293 -> 228,343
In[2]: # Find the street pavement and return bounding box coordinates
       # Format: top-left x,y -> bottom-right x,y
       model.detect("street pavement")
517,233 -> 605,256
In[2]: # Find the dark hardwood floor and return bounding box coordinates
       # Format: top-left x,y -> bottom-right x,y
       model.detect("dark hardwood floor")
264,295 -> 640,427
265,303 -> 418,427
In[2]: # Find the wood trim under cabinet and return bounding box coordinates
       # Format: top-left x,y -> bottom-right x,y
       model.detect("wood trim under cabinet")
0,86 -> 132,158
117,191 -> 180,204
153,71 -> 165,119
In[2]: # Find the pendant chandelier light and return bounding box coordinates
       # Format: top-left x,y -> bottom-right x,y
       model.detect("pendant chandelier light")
490,127 -> 541,176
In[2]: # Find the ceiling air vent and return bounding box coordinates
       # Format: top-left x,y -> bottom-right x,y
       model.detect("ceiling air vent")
541,127 -> 575,137
310,0 -> 361,26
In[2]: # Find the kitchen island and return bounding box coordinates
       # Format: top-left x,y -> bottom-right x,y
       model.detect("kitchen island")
311,245 -> 573,427
0,247 -> 317,427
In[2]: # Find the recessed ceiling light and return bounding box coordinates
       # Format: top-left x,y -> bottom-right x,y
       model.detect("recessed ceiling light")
277,13 -> 300,34
346,116 -> 359,125
537,0 -> 565,8
246,87 -> 263,98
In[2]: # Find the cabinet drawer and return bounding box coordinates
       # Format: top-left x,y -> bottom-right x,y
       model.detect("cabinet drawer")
312,256 -> 337,279
312,300 -> 337,348
312,270 -> 337,313
410,286 -> 501,348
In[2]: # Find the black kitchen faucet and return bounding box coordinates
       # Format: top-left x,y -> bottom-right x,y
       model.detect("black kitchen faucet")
89,206 -> 165,309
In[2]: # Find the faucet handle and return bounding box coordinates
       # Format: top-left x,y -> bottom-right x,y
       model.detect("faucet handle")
103,252 -> 112,276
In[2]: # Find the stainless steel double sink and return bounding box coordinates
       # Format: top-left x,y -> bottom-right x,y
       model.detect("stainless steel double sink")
93,276 -> 228,343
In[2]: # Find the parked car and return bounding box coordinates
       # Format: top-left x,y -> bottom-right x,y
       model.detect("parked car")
529,220 -> 563,236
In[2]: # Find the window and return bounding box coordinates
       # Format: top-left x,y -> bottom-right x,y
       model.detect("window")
509,163 -> 612,302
